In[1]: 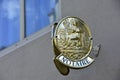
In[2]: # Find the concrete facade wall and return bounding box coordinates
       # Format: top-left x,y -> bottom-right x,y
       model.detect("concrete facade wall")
0,0 -> 120,80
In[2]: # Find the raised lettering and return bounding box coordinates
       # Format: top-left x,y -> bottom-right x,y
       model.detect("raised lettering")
57,55 -> 94,68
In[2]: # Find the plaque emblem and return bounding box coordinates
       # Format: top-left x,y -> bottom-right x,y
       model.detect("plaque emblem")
52,16 -> 101,75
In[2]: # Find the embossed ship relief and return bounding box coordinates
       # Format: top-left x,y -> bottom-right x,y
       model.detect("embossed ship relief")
51,16 -> 101,75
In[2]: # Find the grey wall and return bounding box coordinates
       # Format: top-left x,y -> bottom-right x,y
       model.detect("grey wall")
0,0 -> 120,80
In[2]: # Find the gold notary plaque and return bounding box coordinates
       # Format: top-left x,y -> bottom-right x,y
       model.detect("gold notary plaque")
52,16 -> 100,75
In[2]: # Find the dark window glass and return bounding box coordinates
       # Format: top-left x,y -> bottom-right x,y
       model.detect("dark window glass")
0,0 -> 20,51
25,0 -> 58,36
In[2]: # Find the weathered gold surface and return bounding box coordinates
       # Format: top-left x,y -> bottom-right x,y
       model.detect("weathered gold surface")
52,22 -> 69,75
53,16 -> 93,61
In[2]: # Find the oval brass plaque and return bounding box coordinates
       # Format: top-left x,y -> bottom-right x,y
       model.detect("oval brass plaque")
53,16 -> 93,61
52,16 -> 101,75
